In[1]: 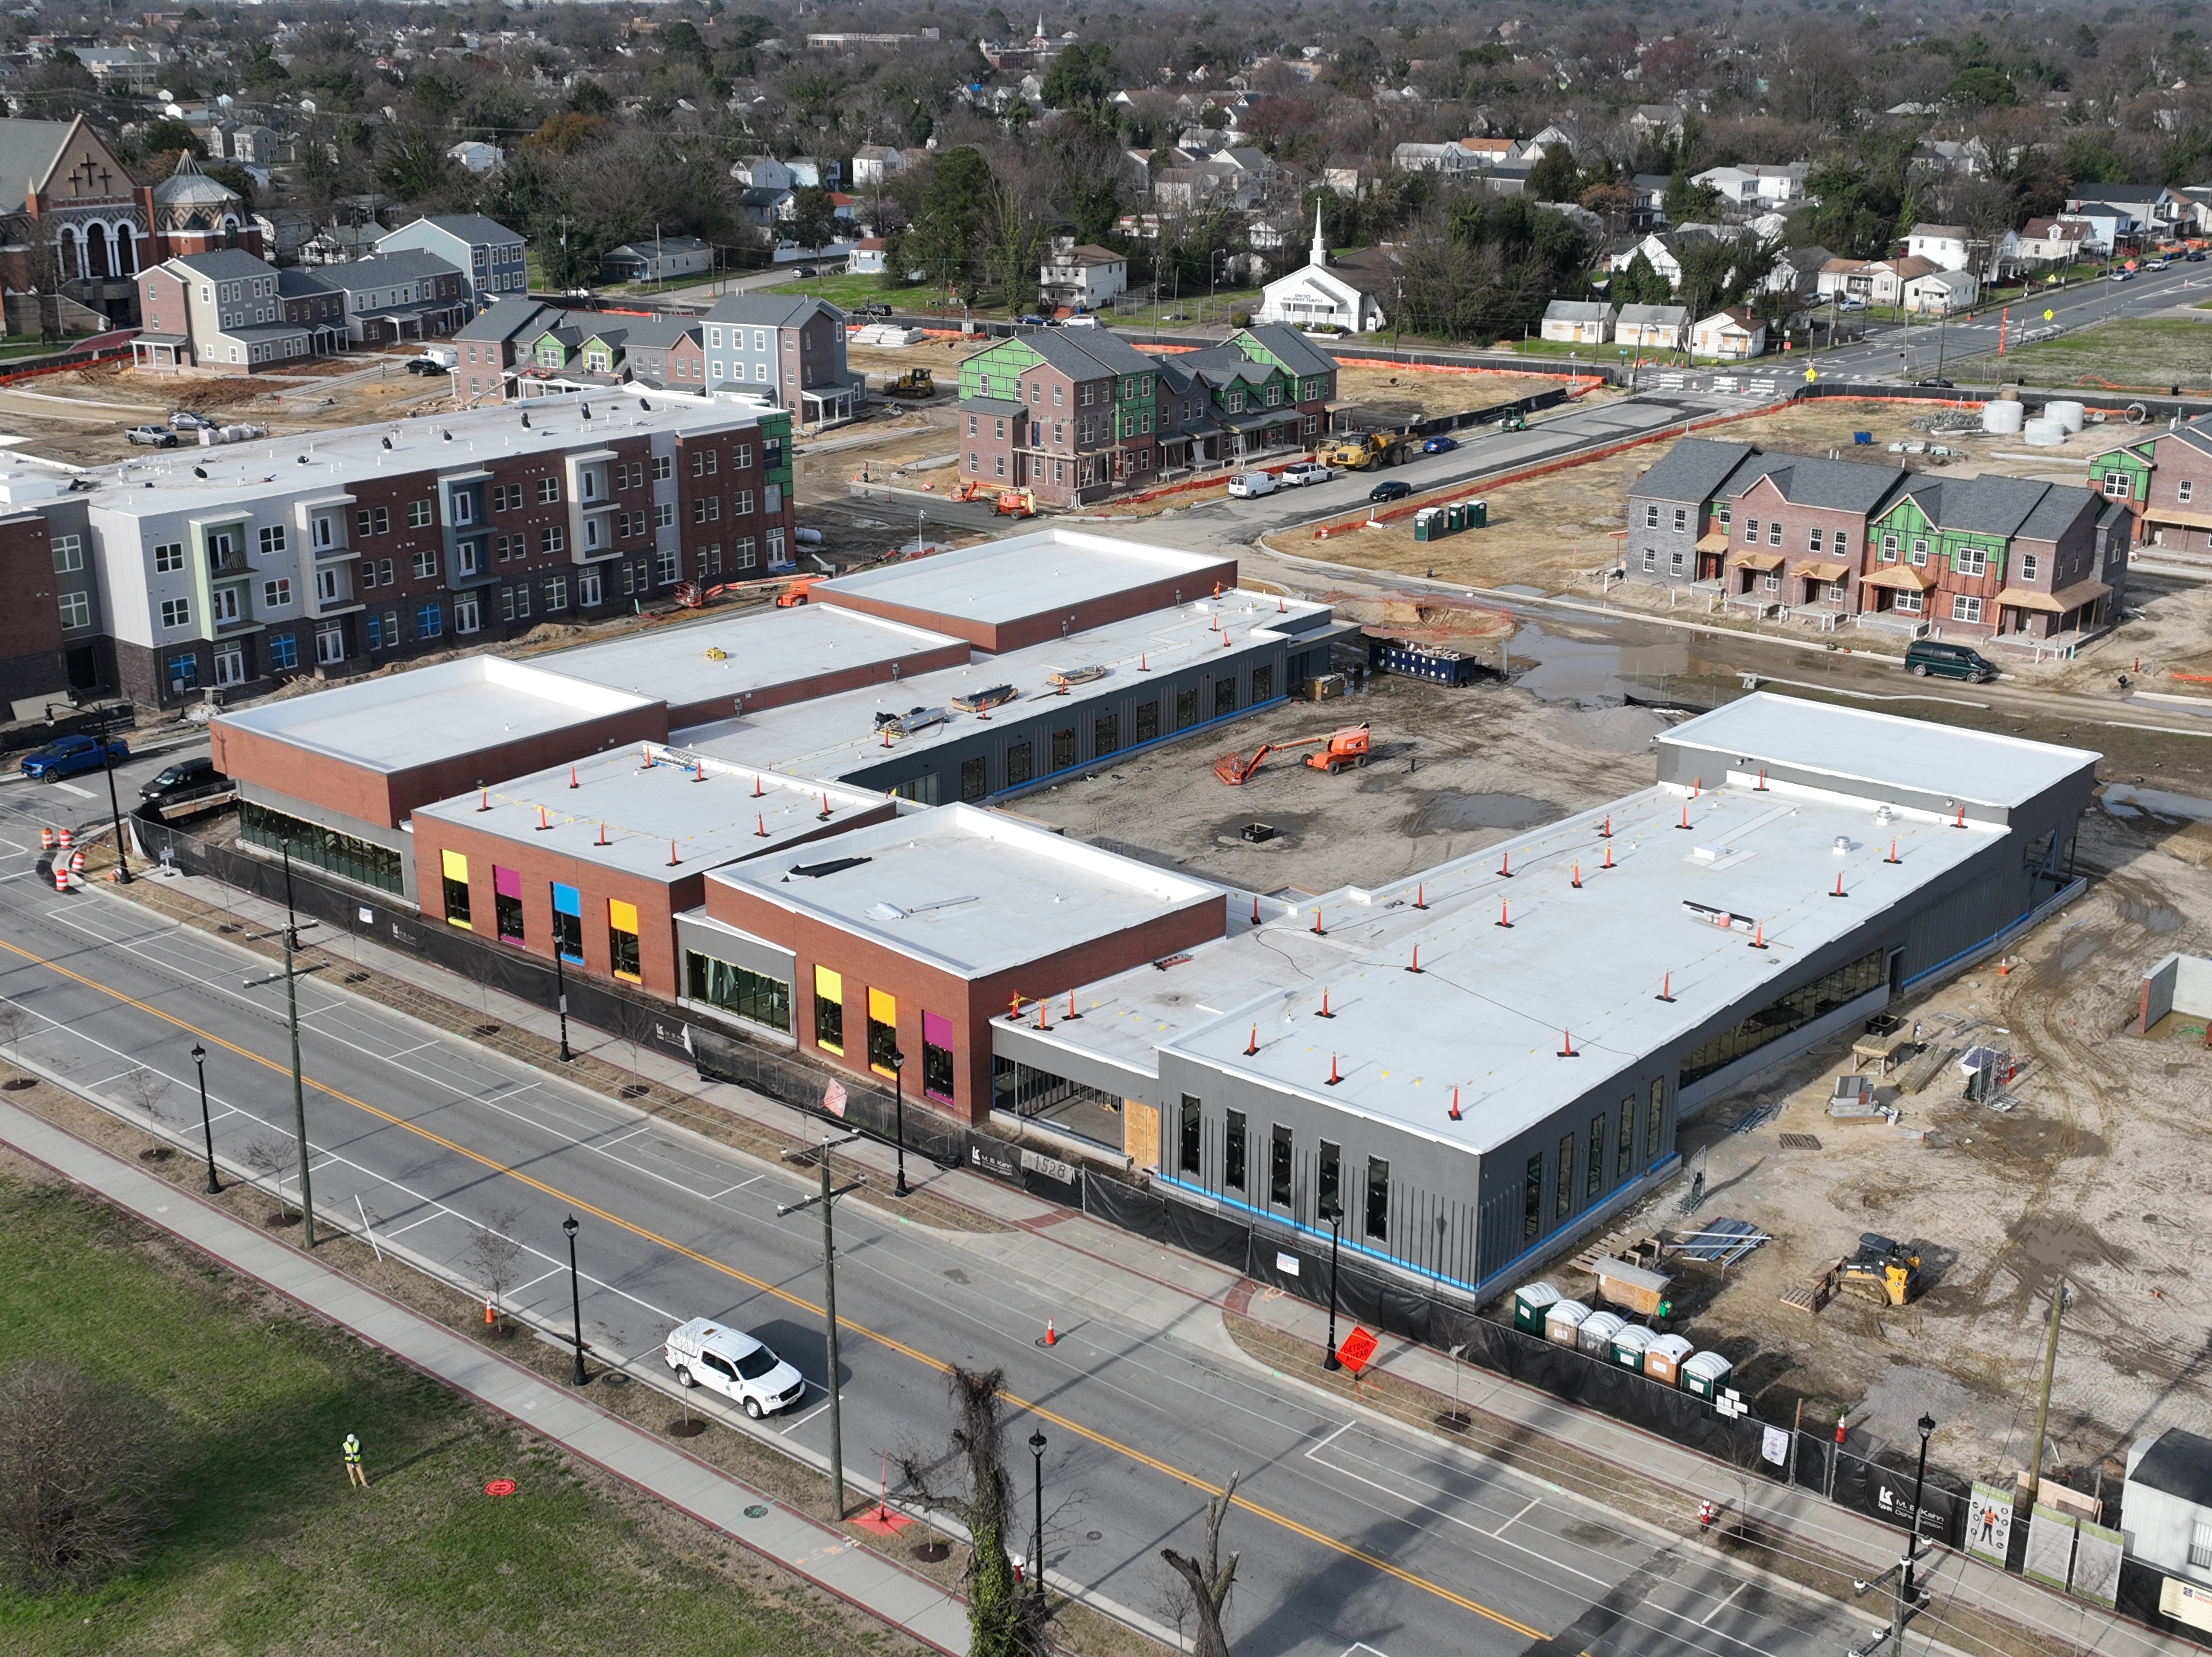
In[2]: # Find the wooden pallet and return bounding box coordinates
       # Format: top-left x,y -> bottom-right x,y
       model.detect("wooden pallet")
1570,1227 -> 1661,1275
1782,1260 -> 1843,1315
1895,1044 -> 1959,1097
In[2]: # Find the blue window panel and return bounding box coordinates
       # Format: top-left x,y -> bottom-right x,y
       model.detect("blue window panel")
266,633 -> 298,670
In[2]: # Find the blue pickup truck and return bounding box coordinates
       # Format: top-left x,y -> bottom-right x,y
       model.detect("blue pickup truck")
21,732 -> 129,782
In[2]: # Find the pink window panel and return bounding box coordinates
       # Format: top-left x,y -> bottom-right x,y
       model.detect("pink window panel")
921,1011 -> 955,1105
493,865 -> 522,897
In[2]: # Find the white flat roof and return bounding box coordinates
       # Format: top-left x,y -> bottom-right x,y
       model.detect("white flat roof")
528,602 -> 964,710
214,656 -> 657,774
812,527 -> 1225,625
679,589 -> 1332,782
413,742 -> 890,883
1666,694 -> 2100,809
1040,772 -> 2010,1151
708,803 -> 1223,979
90,390 -> 769,519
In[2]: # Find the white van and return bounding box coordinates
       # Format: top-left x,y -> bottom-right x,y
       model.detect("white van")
1227,470 -> 1279,498
418,344 -> 460,369
663,1318 -> 808,1418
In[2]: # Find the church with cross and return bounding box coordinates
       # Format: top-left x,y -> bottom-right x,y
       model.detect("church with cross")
0,114 -> 264,327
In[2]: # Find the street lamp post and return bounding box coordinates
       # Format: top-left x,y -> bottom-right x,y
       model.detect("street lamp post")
553,944 -> 573,1062
562,1214 -> 588,1386
190,1042 -> 217,1193
240,842 -> 323,1247
1904,1412 -> 1936,1601
1028,1428 -> 1047,1605
889,1048 -> 909,1197
1320,1201 -> 1344,1369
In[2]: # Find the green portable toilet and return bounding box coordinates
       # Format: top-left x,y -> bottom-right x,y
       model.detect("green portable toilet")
1611,1325 -> 1655,1371
1468,499 -> 1488,529
1446,503 -> 1467,532
1682,1349 -> 1734,1401
1412,506 -> 1443,542
1512,1281 -> 1560,1333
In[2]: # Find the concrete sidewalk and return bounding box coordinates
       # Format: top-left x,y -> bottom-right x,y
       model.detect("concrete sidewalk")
94,864 -> 2208,1657
0,1096 -> 974,1657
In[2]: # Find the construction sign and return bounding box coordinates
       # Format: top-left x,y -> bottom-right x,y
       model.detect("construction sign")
1965,1482 -> 2014,1567
1335,1327 -> 1379,1374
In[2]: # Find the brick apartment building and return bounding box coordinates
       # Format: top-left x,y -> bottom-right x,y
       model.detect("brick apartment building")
1627,438 -> 2131,647
2092,414 -> 2212,557
49,395 -> 792,709
955,324 -> 1337,508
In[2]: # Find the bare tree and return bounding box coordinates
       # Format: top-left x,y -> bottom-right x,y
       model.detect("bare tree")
0,1360 -> 168,1592
894,1366 -> 1050,1657
119,1066 -> 169,1124
0,999 -> 31,1063
461,1205 -> 525,1328
1160,1471 -> 1242,1657
242,1137 -> 294,1219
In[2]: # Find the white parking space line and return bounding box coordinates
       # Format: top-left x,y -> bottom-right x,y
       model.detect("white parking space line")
708,1174 -> 767,1200
1494,1496 -> 1540,1538
1701,1582 -> 1747,1626
782,1391 -> 835,1431
50,782 -> 94,798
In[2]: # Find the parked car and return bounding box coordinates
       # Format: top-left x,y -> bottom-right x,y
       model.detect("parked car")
168,409 -> 215,431
1368,479 -> 1414,503
1060,315 -> 1100,328
1904,640 -> 1997,683
857,302 -> 893,317
417,345 -> 458,369
1422,435 -> 1459,454
22,732 -> 128,782
126,424 -> 178,447
1279,462 -> 1334,486
2108,269 -> 2134,282
663,1318 -> 806,1419
2191,250 -> 2207,262
793,265 -> 818,278
1914,377 -> 1955,388
139,754 -> 230,810
1834,296 -> 1867,312
1016,313 -> 1048,326
403,358 -> 444,377
1227,470 -> 1279,498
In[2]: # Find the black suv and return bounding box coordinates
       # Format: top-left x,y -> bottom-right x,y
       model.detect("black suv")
139,755 -> 230,810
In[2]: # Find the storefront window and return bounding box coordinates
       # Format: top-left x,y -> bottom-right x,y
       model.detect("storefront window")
685,952 -> 792,1031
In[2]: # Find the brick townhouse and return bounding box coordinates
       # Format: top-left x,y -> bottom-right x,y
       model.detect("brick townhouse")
73,396 -> 794,708
2091,413 -> 2212,557
1627,438 -> 2131,646
956,324 -> 1336,509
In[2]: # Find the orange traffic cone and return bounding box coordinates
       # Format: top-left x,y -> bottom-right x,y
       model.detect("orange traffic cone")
484,1301 -> 497,1326
1043,1320 -> 1057,1347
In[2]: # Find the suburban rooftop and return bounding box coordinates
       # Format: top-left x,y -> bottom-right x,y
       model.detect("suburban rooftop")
809,527 -> 1230,629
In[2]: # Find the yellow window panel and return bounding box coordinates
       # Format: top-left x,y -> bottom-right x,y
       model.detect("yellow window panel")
867,987 -> 895,1024
608,898 -> 638,934
814,965 -> 842,1001
441,849 -> 468,882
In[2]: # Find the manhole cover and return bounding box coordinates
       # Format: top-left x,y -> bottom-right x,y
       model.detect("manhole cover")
1085,1530 -> 1102,1541
744,1503 -> 769,1518
619,1084 -> 649,1100
474,1024 -> 501,1036
483,1478 -> 518,1497
2,1078 -> 35,1091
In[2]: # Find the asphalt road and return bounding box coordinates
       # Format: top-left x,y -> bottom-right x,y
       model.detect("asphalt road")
0,775 -> 1886,1657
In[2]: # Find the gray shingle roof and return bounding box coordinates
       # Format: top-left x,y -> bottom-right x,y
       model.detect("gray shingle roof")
703,292 -> 841,327
1747,456 -> 1908,515
1616,304 -> 1688,325
389,212 -> 524,247
169,248 -> 277,280
456,298 -> 566,342
1544,300 -> 1614,322
2016,483 -> 2098,542
1630,438 -> 1759,504
314,249 -> 461,290
1238,323 -> 1336,378
611,315 -> 699,351
1925,473 -> 2056,538
0,118 -> 82,206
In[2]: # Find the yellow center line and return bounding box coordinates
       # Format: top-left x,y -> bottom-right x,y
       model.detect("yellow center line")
0,932 -> 1545,1639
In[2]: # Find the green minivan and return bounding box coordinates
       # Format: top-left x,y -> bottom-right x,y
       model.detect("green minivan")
1904,640 -> 1998,683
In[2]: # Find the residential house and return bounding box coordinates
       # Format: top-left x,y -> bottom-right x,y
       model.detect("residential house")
1691,307 -> 1764,359
2179,185 -> 2212,235
447,140 -> 504,175
850,145 -> 910,185
1540,299 -> 1613,344
301,223 -> 382,266
1393,141 -> 1483,176
620,316 -> 707,392
1902,268 -> 1979,314
1615,303 -> 1690,350
2091,413 -> 2212,557
783,155 -> 840,188
454,298 -> 571,405
1038,239 -> 1127,311
700,293 -> 865,427
222,125 -> 282,166
1629,174 -> 1672,228
1865,472 -> 2122,641
253,206 -> 317,263
2065,183 -> 2189,241
955,322 -> 1334,508
1692,163 -> 1810,208
1628,105 -> 1685,142
1760,245 -> 1835,299
1910,138 -> 1990,176
2017,216 -> 2097,265
314,250 -> 470,345
1519,124 -> 1576,163
737,186 -> 792,227
131,248 -> 342,373
601,235 -> 713,284
1607,231 -> 1684,287
1903,224 -> 1972,270
1256,207 -> 1387,333
375,213 -> 528,312
1817,256 -> 1938,307
847,236 -> 889,276
1456,136 -> 1521,170
731,156 -> 794,192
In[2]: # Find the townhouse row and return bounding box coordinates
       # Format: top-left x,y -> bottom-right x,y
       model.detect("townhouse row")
1625,438 -> 2133,647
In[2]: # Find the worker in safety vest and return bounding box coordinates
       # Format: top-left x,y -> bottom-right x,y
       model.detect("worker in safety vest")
344,1431 -> 367,1489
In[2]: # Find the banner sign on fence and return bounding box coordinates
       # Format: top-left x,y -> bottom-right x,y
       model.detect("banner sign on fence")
1964,1482 -> 2015,1568
2070,1520 -> 2124,1608
2161,1577 -> 2212,1634
1274,1252 -> 1300,1277
2023,1505 -> 2079,1590
1761,1425 -> 1789,1467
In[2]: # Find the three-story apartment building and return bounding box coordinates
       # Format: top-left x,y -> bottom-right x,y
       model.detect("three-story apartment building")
699,293 -> 863,427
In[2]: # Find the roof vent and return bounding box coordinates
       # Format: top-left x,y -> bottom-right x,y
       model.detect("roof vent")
1832,835 -> 1852,854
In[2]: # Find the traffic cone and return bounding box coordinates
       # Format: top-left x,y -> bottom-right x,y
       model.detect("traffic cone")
39,826 -> 53,850
1043,1319 -> 1057,1347
484,1301 -> 496,1326
56,826 -> 72,850
52,865 -> 68,892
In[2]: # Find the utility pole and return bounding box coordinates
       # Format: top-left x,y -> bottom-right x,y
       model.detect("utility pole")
778,1134 -> 865,1521
2024,1275 -> 2070,1504
241,842 -> 325,1246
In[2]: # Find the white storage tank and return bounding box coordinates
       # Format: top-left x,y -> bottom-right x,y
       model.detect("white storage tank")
1544,1299 -> 1590,1347
1611,1325 -> 1656,1370
1513,1281 -> 1561,1334
2021,418 -> 2067,447
2047,400 -> 2087,432
1682,1349 -> 1735,1400
1644,1333 -> 1695,1385
1982,400 -> 2025,435
1577,1310 -> 1625,1358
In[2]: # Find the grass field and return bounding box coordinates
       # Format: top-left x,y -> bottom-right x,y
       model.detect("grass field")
1944,315 -> 2212,390
0,1176 -> 904,1657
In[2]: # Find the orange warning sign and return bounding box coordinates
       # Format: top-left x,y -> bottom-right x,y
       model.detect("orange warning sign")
1335,1327 -> 1379,1374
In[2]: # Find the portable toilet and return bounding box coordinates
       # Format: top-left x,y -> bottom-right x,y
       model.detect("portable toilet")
1468,499 -> 1488,529
1577,1310 -> 1625,1359
1413,506 -> 1444,542
1611,1324 -> 1656,1371
1514,1281 -> 1561,1334
1644,1334 -> 1695,1386
1447,502 -> 1467,532
1682,1349 -> 1735,1401
1544,1299 -> 1590,1347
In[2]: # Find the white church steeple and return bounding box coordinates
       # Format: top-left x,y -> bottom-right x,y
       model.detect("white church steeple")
1309,200 -> 1326,268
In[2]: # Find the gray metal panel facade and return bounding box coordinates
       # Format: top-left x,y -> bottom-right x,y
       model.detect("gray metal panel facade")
674,911 -> 793,981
